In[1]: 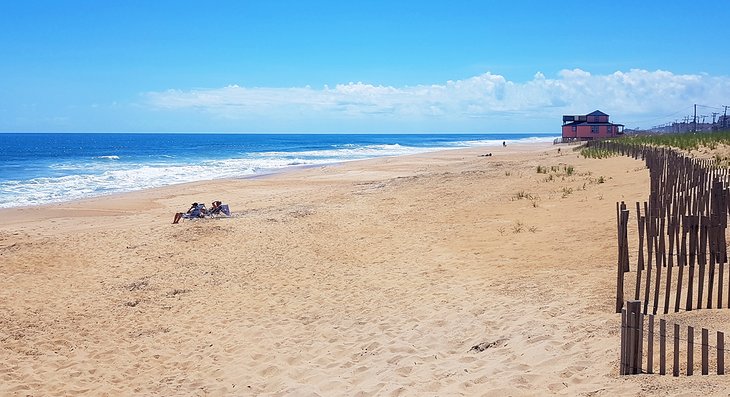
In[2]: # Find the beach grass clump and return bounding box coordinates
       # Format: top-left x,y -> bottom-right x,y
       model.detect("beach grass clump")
597,176 -> 605,184
537,164 -> 577,179
580,146 -> 617,159
513,190 -> 537,201
512,221 -> 539,233
561,186 -> 573,198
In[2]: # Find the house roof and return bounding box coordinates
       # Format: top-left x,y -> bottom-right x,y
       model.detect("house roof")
587,110 -> 609,116
563,121 -> 624,127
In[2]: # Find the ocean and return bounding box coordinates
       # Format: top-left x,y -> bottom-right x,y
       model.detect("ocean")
0,133 -> 557,208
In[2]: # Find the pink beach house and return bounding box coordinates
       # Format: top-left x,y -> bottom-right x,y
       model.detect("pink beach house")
561,110 -> 624,141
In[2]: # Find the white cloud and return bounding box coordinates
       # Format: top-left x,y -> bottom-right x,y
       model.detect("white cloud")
143,69 -> 730,131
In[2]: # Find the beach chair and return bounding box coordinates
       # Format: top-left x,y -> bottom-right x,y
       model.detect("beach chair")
210,203 -> 231,218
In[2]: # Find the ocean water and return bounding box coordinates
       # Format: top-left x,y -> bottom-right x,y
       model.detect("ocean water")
0,133 -> 557,208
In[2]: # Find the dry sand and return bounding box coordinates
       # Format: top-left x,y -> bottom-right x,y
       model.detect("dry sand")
1,142 -> 729,396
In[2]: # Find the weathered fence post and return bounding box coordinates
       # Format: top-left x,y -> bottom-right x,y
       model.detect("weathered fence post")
647,314 -> 655,373
660,319 -> 667,375
616,202 -> 629,313
719,331 -> 725,375
673,323 -> 680,376
620,307 -> 627,375
702,328 -> 709,375
623,300 -> 643,374
688,326 -> 694,376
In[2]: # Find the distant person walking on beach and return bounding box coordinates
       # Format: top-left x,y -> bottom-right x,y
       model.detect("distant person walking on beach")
502,141 -> 506,147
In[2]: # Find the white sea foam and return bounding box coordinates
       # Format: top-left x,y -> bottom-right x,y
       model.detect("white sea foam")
1,164 -> 236,208
0,136 -> 557,208
0,156 -> 339,208
255,143 -> 454,159
450,135 -> 559,147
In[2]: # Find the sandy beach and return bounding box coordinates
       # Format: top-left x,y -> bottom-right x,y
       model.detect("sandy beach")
2,142 -> 730,396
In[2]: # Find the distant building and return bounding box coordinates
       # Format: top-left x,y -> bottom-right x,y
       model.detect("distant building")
561,110 -> 624,140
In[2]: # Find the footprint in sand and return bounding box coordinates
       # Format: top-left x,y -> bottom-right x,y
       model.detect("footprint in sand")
259,365 -> 280,377
386,354 -> 404,365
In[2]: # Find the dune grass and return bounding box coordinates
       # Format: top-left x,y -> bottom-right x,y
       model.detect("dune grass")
578,130 -> 730,159
620,130 -> 730,151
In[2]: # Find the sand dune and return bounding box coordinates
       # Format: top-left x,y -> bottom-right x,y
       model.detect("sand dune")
2,143 -> 730,395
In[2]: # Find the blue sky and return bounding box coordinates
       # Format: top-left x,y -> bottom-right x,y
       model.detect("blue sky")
1,1 -> 728,133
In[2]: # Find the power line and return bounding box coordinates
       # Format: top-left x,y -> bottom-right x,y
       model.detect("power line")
622,106 -> 694,126
626,104 -> 730,131
697,104 -> 724,111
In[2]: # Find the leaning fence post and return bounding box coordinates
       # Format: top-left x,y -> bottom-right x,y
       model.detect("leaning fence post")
636,202 -> 645,301
616,202 -> 629,313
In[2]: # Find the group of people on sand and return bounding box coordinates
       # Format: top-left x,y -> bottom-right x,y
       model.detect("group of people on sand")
172,200 -> 229,224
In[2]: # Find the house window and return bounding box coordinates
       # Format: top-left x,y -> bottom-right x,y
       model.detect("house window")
591,126 -> 599,134
571,126 -> 577,132
607,126 -> 612,133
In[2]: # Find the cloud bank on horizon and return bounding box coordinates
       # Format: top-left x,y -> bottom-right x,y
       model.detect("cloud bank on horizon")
143,68 -> 730,132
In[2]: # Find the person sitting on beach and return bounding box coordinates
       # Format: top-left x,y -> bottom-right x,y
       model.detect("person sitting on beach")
209,200 -> 231,217
209,200 -> 223,215
172,202 -> 206,224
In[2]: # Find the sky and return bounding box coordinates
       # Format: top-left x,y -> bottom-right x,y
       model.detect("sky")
1,1 -> 728,133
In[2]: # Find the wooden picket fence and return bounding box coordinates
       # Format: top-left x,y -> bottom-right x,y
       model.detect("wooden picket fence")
621,300 -> 726,375
586,139 -> 730,376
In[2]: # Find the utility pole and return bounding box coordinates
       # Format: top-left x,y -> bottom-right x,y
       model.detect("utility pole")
693,104 -> 697,133
724,105 -> 729,130
712,112 -> 719,131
